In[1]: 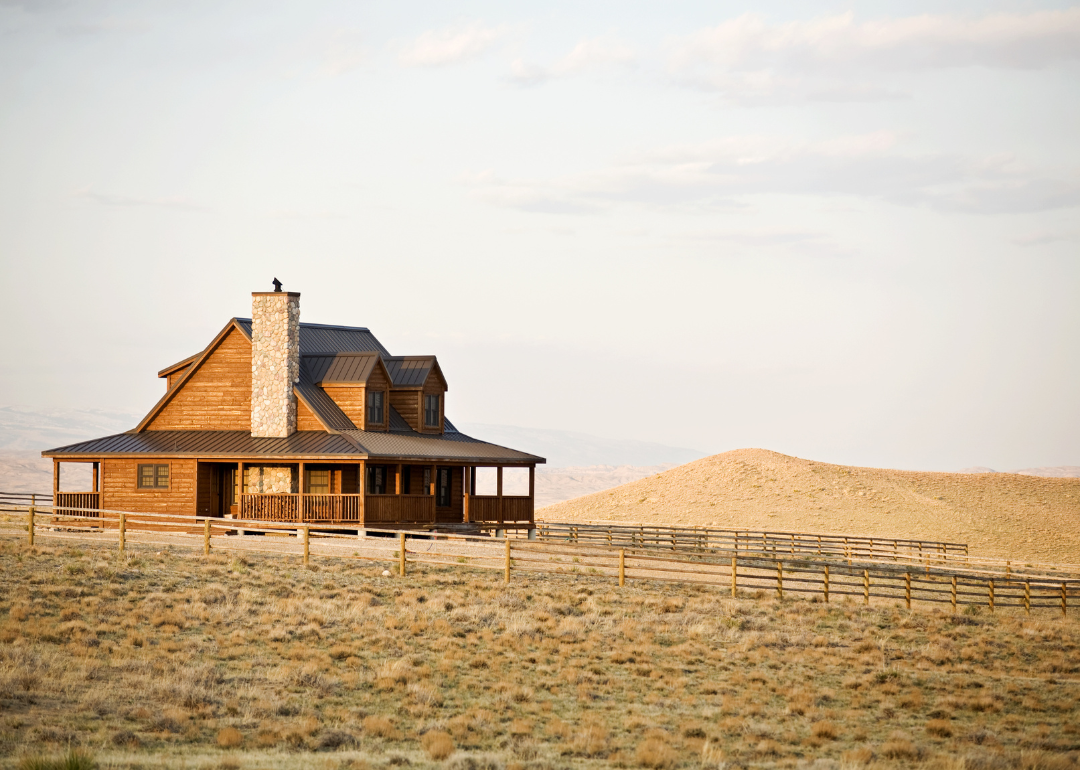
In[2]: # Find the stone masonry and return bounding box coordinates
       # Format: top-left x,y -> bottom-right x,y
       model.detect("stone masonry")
251,291 -> 300,438
245,465 -> 296,494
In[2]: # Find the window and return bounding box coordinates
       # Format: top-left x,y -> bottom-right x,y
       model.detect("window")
367,464 -> 386,495
367,390 -> 385,425
437,467 -> 451,507
424,394 -> 440,427
137,464 -> 169,490
308,469 -> 330,494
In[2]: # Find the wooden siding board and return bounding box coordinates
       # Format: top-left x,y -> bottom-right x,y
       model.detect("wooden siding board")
296,398 -> 322,431
102,458 -> 198,516
147,327 -> 252,431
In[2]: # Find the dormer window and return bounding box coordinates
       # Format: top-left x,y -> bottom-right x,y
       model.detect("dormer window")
424,394 -> 440,428
367,391 -> 385,425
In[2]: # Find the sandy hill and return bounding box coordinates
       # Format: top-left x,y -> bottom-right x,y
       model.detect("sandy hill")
539,449 -> 1080,565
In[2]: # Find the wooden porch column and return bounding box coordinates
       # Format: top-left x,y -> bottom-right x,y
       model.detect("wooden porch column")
497,466 -> 504,524
396,464 -> 402,494
430,465 -> 436,496
463,466 -> 470,523
237,461 -> 244,517
529,465 -> 535,524
299,461 -> 305,522
98,457 -> 105,510
92,462 -> 99,493
53,459 -> 59,503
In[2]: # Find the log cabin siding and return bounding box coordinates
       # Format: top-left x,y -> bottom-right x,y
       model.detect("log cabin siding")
322,386 -> 366,430
296,398 -> 323,431
102,458 -> 197,516
147,327 -> 252,431
389,390 -> 420,431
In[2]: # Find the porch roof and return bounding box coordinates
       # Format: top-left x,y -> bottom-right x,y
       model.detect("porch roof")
41,428 -> 544,464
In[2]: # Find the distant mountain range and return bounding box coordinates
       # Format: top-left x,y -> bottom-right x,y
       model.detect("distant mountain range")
958,466 -> 1080,478
0,407 -> 140,452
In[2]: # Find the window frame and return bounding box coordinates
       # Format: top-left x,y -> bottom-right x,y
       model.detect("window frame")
366,464 -> 386,495
137,463 -> 170,490
367,390 -> 385,426
436,467 -> 451,507
424,393 -> 441,428
307,468 -> 331,494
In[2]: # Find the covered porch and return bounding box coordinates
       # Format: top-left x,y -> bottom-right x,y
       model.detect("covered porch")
209,460 -> 535,529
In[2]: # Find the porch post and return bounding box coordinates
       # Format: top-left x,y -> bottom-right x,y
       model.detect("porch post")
396,464 -> 402,494
92,462 -> 99,493
237,461 -> 244,518
528,465 -> 535,524
53,459 -> 59,505
497,466 -> 504,525
430,465 -> 436,496
299,461 -> 305,522
463,466 -> 470,523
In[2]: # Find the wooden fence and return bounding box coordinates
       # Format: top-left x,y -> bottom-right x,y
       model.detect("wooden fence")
1,502 -> 1076,616
532,520 -> 1080,581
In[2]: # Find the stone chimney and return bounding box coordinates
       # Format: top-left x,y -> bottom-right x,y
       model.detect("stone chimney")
251,282 -> 300,438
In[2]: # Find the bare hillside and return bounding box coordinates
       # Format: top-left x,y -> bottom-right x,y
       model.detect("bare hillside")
539,449 -> 1080,564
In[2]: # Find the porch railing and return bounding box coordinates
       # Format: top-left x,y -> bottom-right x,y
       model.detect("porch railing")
303,494 -> 363,523
364,494 -> 435,524
467,495 -> 533,526
54,492 -> 100,517
241,493 -> 300,522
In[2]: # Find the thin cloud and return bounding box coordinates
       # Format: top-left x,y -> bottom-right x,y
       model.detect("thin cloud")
466,133 -> 1080,216
667,9 -> 1080,103
509,35 -> 636,86
398,22 -> 506,67
74,189 -> 209,212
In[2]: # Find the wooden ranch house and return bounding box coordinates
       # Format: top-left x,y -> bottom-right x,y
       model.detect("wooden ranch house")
42,284 -> 544,531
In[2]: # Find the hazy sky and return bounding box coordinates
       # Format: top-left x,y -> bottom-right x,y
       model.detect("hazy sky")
1,0 -> 1078,471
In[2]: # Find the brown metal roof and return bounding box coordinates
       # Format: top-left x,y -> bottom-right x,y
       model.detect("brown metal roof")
384,356 -> 445,389
234,319 -> 390,356
42,428 -> 544,464
43,431 -> 360,458
303,353 -> 380,385
340,429 -> 543,463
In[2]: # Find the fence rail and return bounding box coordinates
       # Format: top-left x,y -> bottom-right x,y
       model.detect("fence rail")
1,502 -> 1077,617
531,520 -> 1080,580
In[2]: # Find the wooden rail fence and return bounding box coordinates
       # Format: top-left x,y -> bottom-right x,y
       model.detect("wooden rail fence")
1,502 -> 1077,617
531,520 -> 1080,581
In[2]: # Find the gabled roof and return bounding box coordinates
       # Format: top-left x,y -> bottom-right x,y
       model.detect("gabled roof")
136,318 -> 250,432
234,319 -> 390,356
303,352 -> 382,385
384,356 -> 448,390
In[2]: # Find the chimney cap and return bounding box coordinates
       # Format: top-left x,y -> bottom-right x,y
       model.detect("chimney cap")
272,277 -> 283,292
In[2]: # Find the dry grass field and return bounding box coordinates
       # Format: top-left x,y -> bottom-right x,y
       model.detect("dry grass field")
540,450 -> 1080,565
2,537 -> 1079,770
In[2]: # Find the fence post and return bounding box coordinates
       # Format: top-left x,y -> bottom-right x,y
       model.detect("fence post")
989,579 -> 995,613
731,557 -> 737,598
504,538 -> 511,584
119,513 -> 126,555
790,534 -> 795,555
776,561 -> 783,600
816,535 -> 821,555
1006,561 -> 1012,584
863,569 -> 870,606
203,519 -> 210,556
303,526 -> 310,566
399,531 -> 406,577
619,549 -> 625,587
823,564 -> 829,603
1024,581 -> 1031,615
1062,584 -> 1068,618
27,506 -> 35,547
951,575 -> 957,613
